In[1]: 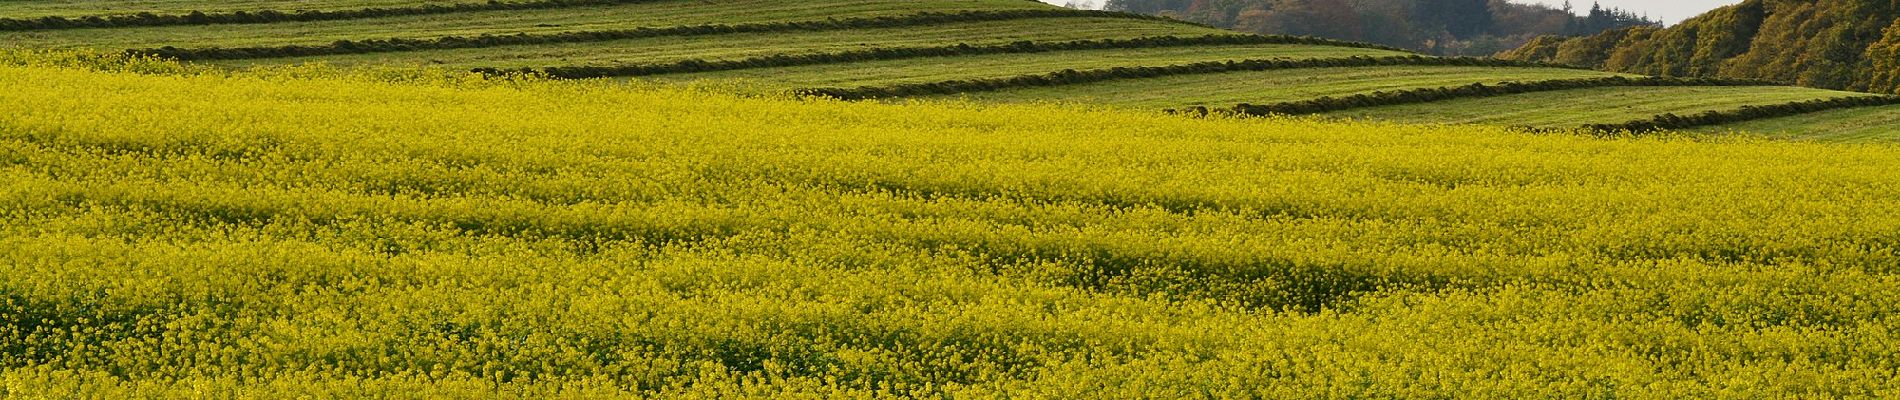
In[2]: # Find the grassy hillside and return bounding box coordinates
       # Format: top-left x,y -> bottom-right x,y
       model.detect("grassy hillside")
6,54 -> 1900,398
2,0 -> 1890,137
1500,0 -> 1900,95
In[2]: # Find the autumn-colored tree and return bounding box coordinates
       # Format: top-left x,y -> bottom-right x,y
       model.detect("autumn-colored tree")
1861,20 -> 1900,93
1501,0 -> 1900,93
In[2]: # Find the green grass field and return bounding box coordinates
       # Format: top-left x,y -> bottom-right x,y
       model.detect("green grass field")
231,17 -> 1229,68
1697,105 -> 1900,142
2,0 -> 1895,137
0,0 -> 467,17
646,44 -> 1411,89
1324,86 -> 1872,128
926,65 -> 1626,108
7,0 -> 1892,135
0,0 -> 1052,49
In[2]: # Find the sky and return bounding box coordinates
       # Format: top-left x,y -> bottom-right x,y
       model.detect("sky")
1040,0 -> 1742,25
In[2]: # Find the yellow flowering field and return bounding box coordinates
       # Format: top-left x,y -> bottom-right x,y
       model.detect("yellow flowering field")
2,53 -> 1899,398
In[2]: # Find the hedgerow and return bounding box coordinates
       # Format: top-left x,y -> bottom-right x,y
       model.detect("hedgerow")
1213,76 -> 1776,117
1581,95 -> 1900,133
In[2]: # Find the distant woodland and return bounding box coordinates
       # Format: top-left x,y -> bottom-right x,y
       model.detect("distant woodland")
1500,0 -> 1900,94
1102,0 -> 1657,55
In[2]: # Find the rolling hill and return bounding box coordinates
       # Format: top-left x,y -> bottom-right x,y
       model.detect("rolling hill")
3,0 -> 1895,140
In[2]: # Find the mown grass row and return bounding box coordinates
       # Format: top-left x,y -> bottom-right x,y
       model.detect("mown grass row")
1321,85 -> 1861,129
799,55 -> 1573,100
1197,76 -> 1776,117
471,34 -> 1411,79
0,0 -> 658,32
1690,104 -> 1900,142
1583,95 -> 1900,134
240,16 -> 1224,69
129,9 -> 1176,61
3,0 -> 1059,51
926,65 -> 1617,109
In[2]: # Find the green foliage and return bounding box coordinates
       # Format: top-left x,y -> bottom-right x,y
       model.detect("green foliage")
1493,35 -> 1563,62
1860,20 -> 1900,94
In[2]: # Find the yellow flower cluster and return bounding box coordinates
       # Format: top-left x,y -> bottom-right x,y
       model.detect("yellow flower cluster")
2,52 -> 1899,398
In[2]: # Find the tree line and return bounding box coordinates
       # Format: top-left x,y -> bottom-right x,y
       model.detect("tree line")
1499,0 -> 1900,94
1103,0 -> 1656,56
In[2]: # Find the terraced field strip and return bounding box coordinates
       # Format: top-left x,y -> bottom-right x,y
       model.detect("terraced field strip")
0,0 -> 1053,50
1226,76 -> 1770,116
0,0 -> 466,18
0,0 -> 663,31
926,65 -> 1623,108
1588,95 -> 1900,134
1324,86 -> 1871,128
799,56 -> 1568,100
139,10 -> 1166,61
233,18 -> 1232,68
472,35 -> 1399,79
1696,104 -> 1900,142
645,45 -> 1415,90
